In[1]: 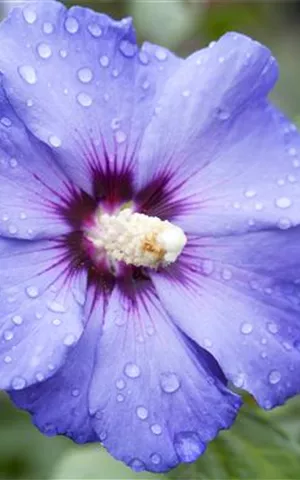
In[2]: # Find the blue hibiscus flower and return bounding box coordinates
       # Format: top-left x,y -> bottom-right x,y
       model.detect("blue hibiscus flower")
0,0 -> 300,473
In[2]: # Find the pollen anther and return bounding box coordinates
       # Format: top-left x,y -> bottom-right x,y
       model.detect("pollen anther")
89,208 -> 187,269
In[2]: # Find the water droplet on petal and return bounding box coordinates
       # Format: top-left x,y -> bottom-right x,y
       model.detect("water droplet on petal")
116,379 -> 126,390
150,423 -> 162,435
268,370 -> 281,385
217,108 -> 230,120
26,286 -> 39,298
37,43 -> 52,59
155,48 -> 167,61
77,92 -> 93,107
9,158 -> 18,169
241,322 -> 253,335
60,49 -> 68,58
267,322 -> 279,334
244,189 -> 256,198
12,376 -> 26,390
128,459 -> 145,472
202,259 -> 214,275
174,432 -> 204,462
49,135 -> 61,147
27,99 -> 34,107
138,50 -> 149,65
222,268 -> 232,280
72,388 -> 80,397
119,40 -> 137,57
43,22 -> 54,34
111,118 -> 121,130
136,406 -> 148,420
4,355 -> 12,364
4,330 -> 14,341
47,301 -> 66,313
99,55 -> 110,67
233,372 -> 245,388
77,67 -> 93,83
278,217 -> 292,230
124,362 -> 140,378
87,23 -> 102,37
117,393 -> 125,402
36,372 -> 44,382
18,65 -> 37,85
1,117 -> 12,127
160,372 -> 180,393
99,430 -> 107,441
23,6 -> 37,24
150,453 -> 161,465
115,130 -> 127,144
8,224 -> 18,235
65,16 -> 79,34
64,334 -> 76,346
52,318 -> 61,326
275,197 -> 292,209
12,315 -> 23,326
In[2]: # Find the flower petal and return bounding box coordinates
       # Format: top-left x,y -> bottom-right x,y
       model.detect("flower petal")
89,284 -> 241,472
10,292 -> 104,443
0,82 -> 75,240
0,237 -> 85,390
135,33 -> 300,235
150,228 -> 300,409
0,1 -> 180,193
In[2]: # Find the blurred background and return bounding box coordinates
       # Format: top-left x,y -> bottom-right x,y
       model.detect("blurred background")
1,0 -> 300,479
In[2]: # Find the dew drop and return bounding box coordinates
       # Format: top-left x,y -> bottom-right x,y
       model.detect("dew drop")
43,22 -> 54,34
63,334 -> 76,346
72,388 -> 80,397
77,92 -> 93,107
36,372 -> 45,382
275,196 -> 292,209
142,80 -> 150,90
124,362 -> 140,378
12,376 -> 26,390
112,68 -> 119,78
1,117 -> 12,127
222,268 -> 232,281
4,330 -> 14,341
128,459 -> 145,472
244,189 -> 257,198
240,322 -> 253,335
65,16 -> 79,34
4,355 -> 12,364
99,430 -> 107,441
26,286 -> 39,298
217,108 -> 230,120
268,369 -> 281,385
155,48 -> 167,61
52,318 -> 61,326
278,217 -> 292,230
47,301 -> 66,313
77,67 -> 93,83
87,23 -> 102,37
136,406 -> 148,420
9,158 -> 18,169
119,40 -> 137,57
99,55 -> 110,67
116,393 -> 125,403
174,432 -> 204,462
115,130 -> 127,144
12,315 -> 23,326
203,338 -> 213,348
18,65 -> 37,85
202,259 -> 214,275
27,99 -> 34,107
150,453 -> 161,465
37,43 -> 52,59
267,322 -> 279,334
23,7 -> 37,24
288,147 -> 297,156
48,135 -> 61,147
233,372 -> 245,388
110,118 -> 121,130
160,372 -> 180,393
115,379 -> 126,390
138,50 -> 149,65
8,224 -> 18,235
150,423 -> 162,435
60,49 -> 68,58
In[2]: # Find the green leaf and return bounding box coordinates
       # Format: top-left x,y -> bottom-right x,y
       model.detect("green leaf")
51,447 -> 158,480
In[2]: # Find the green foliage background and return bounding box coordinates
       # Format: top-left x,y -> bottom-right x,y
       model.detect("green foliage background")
1,1 -> 300,479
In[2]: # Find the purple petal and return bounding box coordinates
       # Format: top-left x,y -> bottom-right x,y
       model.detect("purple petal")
135,34 -> 300,234
10,289 -> 106,443
0,237 -> 86,390
89,284 -> 240,472
0,83 -> 74,239
150,228 -> 300,409
0,1 -> 181,193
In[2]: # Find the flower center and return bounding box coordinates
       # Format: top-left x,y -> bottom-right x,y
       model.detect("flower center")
88,208 -> 187,269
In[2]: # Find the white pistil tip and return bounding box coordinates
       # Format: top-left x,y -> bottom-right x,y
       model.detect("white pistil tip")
90,208 -> 187,269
